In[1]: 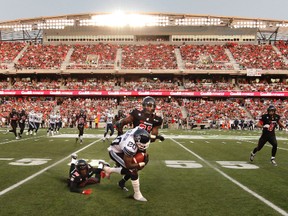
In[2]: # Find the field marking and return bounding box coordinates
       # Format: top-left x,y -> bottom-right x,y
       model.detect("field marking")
0,135 -> 46,145
170,138 -> 288,216
0,138 -> 102,196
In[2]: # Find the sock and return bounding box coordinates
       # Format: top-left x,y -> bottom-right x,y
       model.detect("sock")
131,178 -> 143,198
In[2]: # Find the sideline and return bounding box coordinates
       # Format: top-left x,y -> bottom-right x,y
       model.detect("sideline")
170,138 -> 288,216
0,138 -> 102,196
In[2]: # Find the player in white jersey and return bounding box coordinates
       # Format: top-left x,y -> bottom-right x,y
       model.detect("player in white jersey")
26,110 -> 36,135
34,112 -> 43,135
55,112 -> 61,134
103,111 -> 115,141
47,112 -> 57,136
103,127 -> 150,202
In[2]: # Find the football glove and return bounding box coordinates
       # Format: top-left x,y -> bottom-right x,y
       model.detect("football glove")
82,188 -> 92,195
156,135 -> 165,141
263,124 -> 270,128
144,153 -> 149,165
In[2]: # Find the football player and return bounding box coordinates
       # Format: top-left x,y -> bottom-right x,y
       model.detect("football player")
116,96 -> 164,142
26,110 -> 36,136
114,109 -> 126,122
103,127 -> 150,201
75,109 -> 86,144
6,108 -> 19,139
47,111 -> 57,136
18,109 -> 27,138
34,112 -> 43,135
249,105 -> 286,166
103,110 -> 115,141
68,156 -> 107,194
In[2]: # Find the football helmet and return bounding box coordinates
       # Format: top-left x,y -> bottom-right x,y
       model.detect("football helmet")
267,105 -> 276,113
133,128 -> 151,151
76,159 -> 88,171
142,96 -> 156,114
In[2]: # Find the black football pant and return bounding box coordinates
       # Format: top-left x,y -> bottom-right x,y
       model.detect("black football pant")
253,135 -> 277,157
9,122 -> 18,137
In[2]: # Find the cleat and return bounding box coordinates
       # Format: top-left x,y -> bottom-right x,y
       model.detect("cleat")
118,181 -> 129,192
249,152 -> 255,162
16,136 -> 20,140
80,141 -> 83,145
98,160 -> 110,167
102,137 -> 106,142
271,159 -> 277,166
133,194 -> 147,202
4,129 -> 9,135
26,132 -> 29,136
30,131 -> 33,135
71,153 -> 78,160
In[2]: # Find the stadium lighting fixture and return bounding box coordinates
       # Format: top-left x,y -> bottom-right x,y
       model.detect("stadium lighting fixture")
90,12 -> 167,27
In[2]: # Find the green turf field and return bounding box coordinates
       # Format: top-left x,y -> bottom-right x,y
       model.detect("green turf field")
0,127 -> 288,216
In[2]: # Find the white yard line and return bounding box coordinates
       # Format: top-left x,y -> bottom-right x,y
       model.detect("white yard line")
0,138 -> 102,196
170,138 -> 288,216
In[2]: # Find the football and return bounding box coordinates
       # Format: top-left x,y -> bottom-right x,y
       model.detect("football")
133,152 -> 145,163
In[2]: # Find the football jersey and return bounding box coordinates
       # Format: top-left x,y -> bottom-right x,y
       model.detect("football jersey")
130,109 -> 163,133
108,127 -> 139,157
76,114 -> 86,125
259,113 -> 281,135
9,111 -> 19,123
49,114 -> 57,124
35,113 -> 43,124
106,113 -> 114,124
28,112 -> 35,123
19,112 -> 27,124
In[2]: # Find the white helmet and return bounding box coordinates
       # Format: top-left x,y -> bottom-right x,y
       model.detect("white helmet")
133,128 -> 151,150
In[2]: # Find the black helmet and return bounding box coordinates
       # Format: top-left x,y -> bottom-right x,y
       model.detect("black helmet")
142,96 -> 156,113
76,159 -> 88,171
267,105 -> 276,113
12,108 -> 16,113
133,128 -> 151,151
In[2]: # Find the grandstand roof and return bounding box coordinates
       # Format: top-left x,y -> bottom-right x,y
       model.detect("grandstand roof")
0,12 -> 288,42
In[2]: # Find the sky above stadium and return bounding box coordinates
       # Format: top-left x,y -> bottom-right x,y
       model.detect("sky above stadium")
0,0 -> 287,22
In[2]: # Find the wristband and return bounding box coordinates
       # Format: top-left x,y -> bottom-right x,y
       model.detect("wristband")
138,162 -> 146,167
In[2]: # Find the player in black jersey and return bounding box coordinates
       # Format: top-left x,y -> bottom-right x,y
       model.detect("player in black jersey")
68,156 -> 107,194
249,105 -> 286,166
75,109 -> 86,144
18,109 -> 27,138
116,96 -> 164,141
6,108 -> 19,139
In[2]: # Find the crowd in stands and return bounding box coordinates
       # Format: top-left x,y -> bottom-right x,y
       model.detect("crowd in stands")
68,44 -> 118,70
275,41 -> 288,59
121,44 -> 178,70
180,44 -> 233,70
1,75 -> 288,92
16,44 -> 70,70
227,43 -> 288,70
0,42 -> 26,63
1,41 -> 288,71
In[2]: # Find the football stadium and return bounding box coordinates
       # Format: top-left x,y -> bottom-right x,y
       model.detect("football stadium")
1,11 -> 288,216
